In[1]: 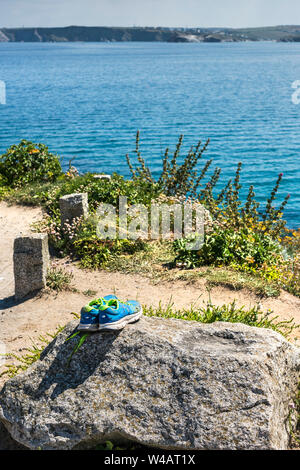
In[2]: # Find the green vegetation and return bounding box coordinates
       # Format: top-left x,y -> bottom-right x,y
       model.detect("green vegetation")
123,133 -> 299,297
144,301 -> 298,339
204,268 -> 280,298
82,289 -> 97,297
0,325 -> 65,380
4,171 -> 160,215
46,265 -> 75,292
174,227 -> 282,269
65,330 -> 90,367
0,140 -> 62,186
0,135 -> 299,299
126,131 -> 212,197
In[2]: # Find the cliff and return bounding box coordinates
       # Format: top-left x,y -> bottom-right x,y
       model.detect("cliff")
1,25 -> 300,43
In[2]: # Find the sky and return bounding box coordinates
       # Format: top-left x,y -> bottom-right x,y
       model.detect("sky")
1,0 -> 300,29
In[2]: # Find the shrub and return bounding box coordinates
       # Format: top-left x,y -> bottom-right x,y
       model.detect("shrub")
0,140 -> 62,186
32,214 -> 85,256
174,226 -> 282,269
3,135 -> 291,241
12,135 -> 296,298
199,166 -> 291,239
173,227 -> 299,297
0,174 -> 11,198
281,228 -> 300,255
9,172 -> 161,215
126,131 -> 213,198
126,133 -> 291,238
73,237 -> 147,269
274,254 -> 300,297
33,213 -> 147,269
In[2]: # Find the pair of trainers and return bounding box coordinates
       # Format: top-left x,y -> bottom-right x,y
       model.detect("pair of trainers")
78,295 -> 142,331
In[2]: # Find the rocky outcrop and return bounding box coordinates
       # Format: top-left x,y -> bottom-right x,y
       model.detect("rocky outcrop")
0,317 -> 299,450
168,33 -> 202,43
0,31 -> 9,42
203,35 -> 222,43
279,36 -> 300,42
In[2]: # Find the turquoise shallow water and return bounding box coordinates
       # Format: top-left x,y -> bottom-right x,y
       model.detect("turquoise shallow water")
0,41 -> 299,227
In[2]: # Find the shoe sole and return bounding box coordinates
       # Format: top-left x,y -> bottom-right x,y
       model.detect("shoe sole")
99,308 -> 143,331
77,324 -> 99,332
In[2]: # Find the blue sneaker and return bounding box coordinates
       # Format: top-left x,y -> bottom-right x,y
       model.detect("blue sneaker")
98,298 -> 142,331
78,295 -> 118,331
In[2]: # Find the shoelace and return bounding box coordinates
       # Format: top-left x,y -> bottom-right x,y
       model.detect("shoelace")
98,299 -> 119,310
91,298 -> 132,311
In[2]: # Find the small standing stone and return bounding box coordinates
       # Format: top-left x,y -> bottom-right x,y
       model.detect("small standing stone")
14,234 -> 50,300
59,193 -> 88,227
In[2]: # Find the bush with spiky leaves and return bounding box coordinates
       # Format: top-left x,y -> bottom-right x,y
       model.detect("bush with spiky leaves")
126,132 -> 291,239
126,130 -> 213,198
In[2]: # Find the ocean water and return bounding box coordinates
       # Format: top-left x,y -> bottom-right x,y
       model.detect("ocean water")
0,41 -> 299,228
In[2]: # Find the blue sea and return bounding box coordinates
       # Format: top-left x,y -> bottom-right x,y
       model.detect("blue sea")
0,42 -> 299,227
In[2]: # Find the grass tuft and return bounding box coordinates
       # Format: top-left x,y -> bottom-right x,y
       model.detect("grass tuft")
143,300 -> 299,339
0,325 -> 65,379
46,266 -> 75,292
204,268 -> 280,297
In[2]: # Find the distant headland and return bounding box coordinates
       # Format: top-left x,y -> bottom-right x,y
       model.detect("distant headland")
1,25 -> 300,43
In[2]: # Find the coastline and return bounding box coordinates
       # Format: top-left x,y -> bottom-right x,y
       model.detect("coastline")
2,25 -> 300,43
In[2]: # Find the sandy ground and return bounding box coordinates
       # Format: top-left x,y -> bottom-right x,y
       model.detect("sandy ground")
0,201 -> 299,386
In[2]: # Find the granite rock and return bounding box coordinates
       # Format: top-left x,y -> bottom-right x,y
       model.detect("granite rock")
0,317 -> 299,450
59,193 -> 88,226
13,234 -> 50,299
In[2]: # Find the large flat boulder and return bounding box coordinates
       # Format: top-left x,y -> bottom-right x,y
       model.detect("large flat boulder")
0,317 -> 299,450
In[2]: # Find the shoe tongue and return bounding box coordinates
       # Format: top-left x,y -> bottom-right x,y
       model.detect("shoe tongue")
107,299 -> 118,309
89,298 -> 106,310
89,298 -> 101,307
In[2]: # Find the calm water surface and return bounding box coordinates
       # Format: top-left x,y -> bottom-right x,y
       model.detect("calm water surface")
0,42 -> 299,227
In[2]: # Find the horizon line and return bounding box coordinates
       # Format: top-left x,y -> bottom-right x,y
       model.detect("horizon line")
1,24 -> 300,30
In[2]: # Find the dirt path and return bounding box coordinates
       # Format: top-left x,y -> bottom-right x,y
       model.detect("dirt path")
0,201 -> 299,386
